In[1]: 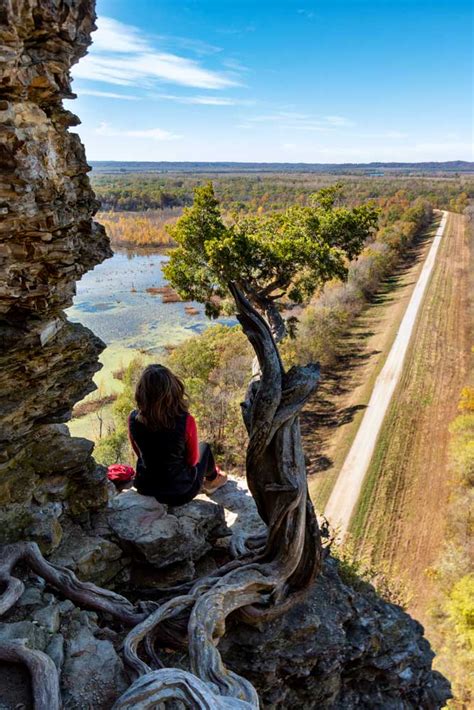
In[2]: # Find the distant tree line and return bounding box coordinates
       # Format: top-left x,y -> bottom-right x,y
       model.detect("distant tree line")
91,171 -> 473,216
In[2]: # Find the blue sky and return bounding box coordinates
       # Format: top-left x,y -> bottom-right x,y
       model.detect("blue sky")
68,0 -> 473,163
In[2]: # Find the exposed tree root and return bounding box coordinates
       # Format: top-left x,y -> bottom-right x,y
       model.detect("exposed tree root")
0,286 -> 323,707
0,639 -> 60,710
0,541 -> 145,626
112,668 -> 252,709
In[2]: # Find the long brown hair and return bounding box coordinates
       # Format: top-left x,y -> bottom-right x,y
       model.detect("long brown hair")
135,364 -> 188,430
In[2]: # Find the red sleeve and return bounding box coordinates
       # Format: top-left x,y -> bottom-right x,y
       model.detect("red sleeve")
185,413 -> 199,466
128,413 -> 141,458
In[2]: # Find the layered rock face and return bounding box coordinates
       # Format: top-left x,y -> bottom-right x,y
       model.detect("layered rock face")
0,0 -> 112,551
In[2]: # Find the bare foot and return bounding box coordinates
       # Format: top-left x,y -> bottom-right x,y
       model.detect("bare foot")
202,471 -> 228,494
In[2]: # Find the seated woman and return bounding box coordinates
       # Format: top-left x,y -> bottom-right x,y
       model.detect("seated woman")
128,364 -> 227,506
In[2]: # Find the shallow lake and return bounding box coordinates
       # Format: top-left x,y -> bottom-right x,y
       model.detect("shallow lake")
66,248 -> 235,438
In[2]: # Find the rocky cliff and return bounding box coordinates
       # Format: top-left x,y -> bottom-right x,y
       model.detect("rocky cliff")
0,0 -> 111,550
0,2 -> 451,708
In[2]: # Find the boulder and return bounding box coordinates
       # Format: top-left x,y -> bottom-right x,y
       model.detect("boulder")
106,489 -> 226,568
61,611 -> 128,709
49,522 -> 126,586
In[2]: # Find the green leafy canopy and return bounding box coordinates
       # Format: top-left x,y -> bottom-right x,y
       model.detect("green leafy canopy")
163,182 -> 378,318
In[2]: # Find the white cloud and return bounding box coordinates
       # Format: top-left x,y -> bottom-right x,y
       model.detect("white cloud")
223,59 -> 250,73
77,88 -> 139,100
157,94 -> 253,106
91,17 -> 149,53
243,112 -> 354,132
95,122 -> 180,141
74,16 -> 239,90
75,52 -> 237,89
324,115 -> 354,127
160,36 -> 222,57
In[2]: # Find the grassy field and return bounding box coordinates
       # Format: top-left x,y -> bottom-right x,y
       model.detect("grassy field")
306,218 -> 442,509
348,212 -> 471,617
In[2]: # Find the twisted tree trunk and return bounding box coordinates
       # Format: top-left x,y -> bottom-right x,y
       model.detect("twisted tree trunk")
0,285 -> 322,709
114,285 -> 323,706
230,282 -> 322,609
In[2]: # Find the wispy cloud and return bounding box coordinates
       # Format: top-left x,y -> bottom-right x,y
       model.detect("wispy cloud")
157,94 -> 254,106
324,115 -> 354,127
297,9 -> 316,20
92,17 -> 149,53
74,17 -> 239,90
95,121 -> 180,141
77,88 -> 140,100
157,35 -> 223,57
242,112 -> 355,131
223,58 -> 250,73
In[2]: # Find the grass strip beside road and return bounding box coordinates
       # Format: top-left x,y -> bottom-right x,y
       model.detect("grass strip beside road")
307,217 -> 442,510
349,212 -> 471,615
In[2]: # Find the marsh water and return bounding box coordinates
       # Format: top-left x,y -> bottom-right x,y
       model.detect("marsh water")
66,248 -> 234,439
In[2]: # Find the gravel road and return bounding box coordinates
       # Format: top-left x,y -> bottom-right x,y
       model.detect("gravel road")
324,212 -> 448,536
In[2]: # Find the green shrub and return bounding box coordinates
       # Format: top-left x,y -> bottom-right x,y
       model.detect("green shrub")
94,428 -> 128,466
447,574 -> 474,649
167,325 -> 252,468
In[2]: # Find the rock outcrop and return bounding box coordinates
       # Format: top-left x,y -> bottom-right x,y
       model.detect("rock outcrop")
103,490 -> 226,568
0,583 -> 128,710
0,0 -> 111,550
222,558 -> 450,708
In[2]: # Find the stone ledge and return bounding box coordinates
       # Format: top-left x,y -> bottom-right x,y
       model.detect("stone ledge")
104,489 -> 228,569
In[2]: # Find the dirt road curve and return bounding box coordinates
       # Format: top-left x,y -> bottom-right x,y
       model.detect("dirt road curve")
324,212 -> 448,536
